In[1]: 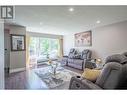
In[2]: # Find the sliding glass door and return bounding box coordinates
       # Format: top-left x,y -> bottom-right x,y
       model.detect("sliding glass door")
29,37 -> 60,63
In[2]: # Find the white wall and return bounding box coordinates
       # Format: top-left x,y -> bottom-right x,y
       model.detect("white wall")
5,25 -> 26,72
63,21 -> 127,62
0,22 -> 4,89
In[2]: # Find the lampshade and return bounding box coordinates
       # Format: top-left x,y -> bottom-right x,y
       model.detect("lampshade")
96,58 -> 102,64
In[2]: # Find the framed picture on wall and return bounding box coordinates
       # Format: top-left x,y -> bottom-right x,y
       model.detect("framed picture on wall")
10,34 -> 26,51
75,31 -> 92,47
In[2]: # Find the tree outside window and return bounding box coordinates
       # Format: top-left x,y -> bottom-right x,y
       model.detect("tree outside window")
29,37 -> 59,59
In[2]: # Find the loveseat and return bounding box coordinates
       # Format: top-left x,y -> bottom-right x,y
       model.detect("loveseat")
61,48 -> 95,70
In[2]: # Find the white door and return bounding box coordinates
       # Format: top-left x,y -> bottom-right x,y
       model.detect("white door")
4,29 -> 10,74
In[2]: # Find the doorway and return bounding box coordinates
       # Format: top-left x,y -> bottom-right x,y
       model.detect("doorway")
4,29 -> 10,76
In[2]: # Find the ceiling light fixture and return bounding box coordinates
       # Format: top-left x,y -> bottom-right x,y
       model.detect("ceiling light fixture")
69,8 -> 74,12
40,22 -> 43,25
96,20 -> 101,24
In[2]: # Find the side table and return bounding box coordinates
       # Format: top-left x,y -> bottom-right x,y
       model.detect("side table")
86,60 -> 103,70
85,61 -> 97,69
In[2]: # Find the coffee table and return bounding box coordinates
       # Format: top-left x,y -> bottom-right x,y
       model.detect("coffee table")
34,65 -> 81,89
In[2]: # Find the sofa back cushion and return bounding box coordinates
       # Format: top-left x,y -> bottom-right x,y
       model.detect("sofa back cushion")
105,54 -> 127,64
70,48 -> 75,53
123,52 -> 127,57
80,49 -> 91,59
68,48 -> 77,58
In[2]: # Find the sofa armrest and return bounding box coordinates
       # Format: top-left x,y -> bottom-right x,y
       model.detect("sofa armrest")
63,56 -> 68,58
69,76 -> 102,89
85,58 -> 93,61
81,79 -> 102,89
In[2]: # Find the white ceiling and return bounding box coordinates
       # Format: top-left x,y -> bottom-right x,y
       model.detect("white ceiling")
5,6 -> 127,35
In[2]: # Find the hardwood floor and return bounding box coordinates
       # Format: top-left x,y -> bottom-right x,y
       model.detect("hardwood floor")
5,71 -> 27,89
5,65 -> 83,90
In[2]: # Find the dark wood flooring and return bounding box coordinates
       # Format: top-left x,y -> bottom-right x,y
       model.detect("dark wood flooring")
5,65 -> 83,90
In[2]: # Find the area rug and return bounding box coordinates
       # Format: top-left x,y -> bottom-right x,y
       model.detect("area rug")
34,66 -> 80,89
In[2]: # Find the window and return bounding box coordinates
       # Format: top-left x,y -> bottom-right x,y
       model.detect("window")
29,37 -> 59,61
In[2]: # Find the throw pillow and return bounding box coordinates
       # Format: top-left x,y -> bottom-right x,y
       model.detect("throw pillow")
82,68 -> 101,82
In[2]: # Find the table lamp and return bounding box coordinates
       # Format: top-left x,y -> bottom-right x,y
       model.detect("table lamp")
96,58 -> 102,64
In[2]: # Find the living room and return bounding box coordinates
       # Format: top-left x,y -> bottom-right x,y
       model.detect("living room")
1,5 -> 127,90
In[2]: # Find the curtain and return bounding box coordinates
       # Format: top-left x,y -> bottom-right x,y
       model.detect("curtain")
26,35 -> 30,67
58,38 -> 63,58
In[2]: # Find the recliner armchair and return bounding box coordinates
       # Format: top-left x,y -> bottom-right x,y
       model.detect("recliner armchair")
69,54 -> 127,89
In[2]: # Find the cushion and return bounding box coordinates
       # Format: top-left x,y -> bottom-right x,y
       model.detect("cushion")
82,68 -> 101,82
83,50 -> 89,54
80,50 -> 89,59
123,52 -> 127,57
105,54 -> 127,64
68,48 -> 77,58
70,48 -> 75,53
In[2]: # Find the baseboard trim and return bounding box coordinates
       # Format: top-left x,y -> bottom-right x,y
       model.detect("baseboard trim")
10,67 -> 26,73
